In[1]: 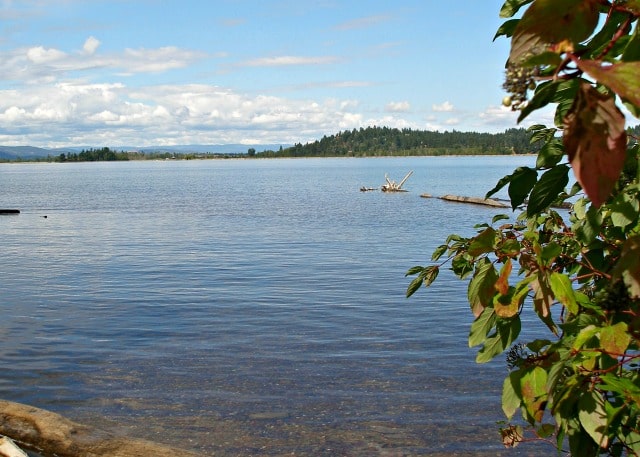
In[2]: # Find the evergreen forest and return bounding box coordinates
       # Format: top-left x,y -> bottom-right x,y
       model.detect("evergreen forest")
257,126 -> 538,157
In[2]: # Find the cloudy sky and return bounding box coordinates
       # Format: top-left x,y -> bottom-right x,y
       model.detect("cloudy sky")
0,0 -> 553,148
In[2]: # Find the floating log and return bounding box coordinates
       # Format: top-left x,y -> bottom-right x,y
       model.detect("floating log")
432,194 -> 509,208
0,209 -> 20,215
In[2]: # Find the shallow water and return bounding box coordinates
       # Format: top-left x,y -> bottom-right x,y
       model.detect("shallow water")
1,157 -> 550,455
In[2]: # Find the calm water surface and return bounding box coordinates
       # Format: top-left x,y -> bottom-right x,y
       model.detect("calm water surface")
1,157 -> 549,456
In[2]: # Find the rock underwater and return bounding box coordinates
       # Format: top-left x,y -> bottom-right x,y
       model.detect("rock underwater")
0,400 -> 202,457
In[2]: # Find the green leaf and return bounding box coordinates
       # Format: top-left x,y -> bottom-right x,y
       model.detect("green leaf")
600,374 -> 640,404
508,167 -> 538,209
502,370 -> 524,419
623,22 -> 640,61
518,80 -> 561,123
468,258 -> 499,317
500,239 -> 521,257
468,227 -> 497,257
537,423 -> 555,438
609,194 -> 639,228
575,205 -> 603,245
451,254 -> 473,278
492,214 -> 510,224
552,78 -> 582,126
546,357 -> 570,393
549,272 -> 579,315
494,19 -> 519,40
405,265 -> 424,276
600,322 -> 630,355
535,138 -> 564,169
527,165 -> 569,216
612,236 -> 640,299
541,242 -> 562,264
499,0 -> 534,18
421,265 -> 440,288
476,317 -> 521,363
573,324 -> 599,350
431,244 -> 448,261
469,307 -> 497,348
406,275 -> 423,298
521,366 -> 548,423
486,172 -> 516,199
578,391 -> 610,448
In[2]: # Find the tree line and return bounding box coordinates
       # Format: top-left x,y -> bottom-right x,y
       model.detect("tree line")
56,147 -> 129,162
256,126 -> 540,157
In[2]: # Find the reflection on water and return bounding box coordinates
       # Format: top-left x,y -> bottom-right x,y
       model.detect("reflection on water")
1,157 -> 549,455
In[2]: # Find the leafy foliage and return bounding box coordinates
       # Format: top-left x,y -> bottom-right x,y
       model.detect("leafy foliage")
408,1 -> 640,455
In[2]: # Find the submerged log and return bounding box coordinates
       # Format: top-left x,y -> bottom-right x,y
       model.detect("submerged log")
0,400 -> 202,457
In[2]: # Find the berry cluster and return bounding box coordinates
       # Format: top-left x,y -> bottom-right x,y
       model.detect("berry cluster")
502,64 -> 538,111
506,342 -> 532,370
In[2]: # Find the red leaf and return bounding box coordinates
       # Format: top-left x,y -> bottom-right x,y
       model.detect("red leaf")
563,82 -> 627,207
495,258 -> 513,296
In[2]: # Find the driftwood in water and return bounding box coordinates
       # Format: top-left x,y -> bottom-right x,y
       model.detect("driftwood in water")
381,170 -> 413,192
420,194 -> 508,208
0,209 -> 20,215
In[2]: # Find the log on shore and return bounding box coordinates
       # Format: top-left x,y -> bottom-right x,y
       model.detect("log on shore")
0,400 -> 202,457
421,194 -> 508,208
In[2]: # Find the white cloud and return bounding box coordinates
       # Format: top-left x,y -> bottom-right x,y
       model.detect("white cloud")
0,81 -> 389,147
241,55 -> 339,67
473,104 -> 553,132
123,47 -> 204,72
26,46 -> 65,63
432,101 -> 454,112
0,43 -> 206,84
83,36 -> 100,55
386,101 -> 410,113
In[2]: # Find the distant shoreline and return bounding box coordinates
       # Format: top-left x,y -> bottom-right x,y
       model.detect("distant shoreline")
0,152 -> 537,165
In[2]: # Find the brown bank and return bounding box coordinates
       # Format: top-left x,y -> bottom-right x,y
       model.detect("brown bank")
0,400 -> 202,457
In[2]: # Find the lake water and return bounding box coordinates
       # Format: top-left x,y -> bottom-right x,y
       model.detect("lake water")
0,156 -> 550,456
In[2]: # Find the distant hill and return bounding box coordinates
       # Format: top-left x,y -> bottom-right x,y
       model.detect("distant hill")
0,144 -> 290,160
133,144 -> 289,155
0,146 -> 73,160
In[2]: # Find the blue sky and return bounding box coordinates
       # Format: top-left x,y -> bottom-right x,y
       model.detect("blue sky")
0,1 -> 553,148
